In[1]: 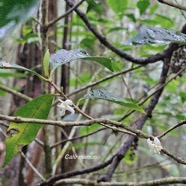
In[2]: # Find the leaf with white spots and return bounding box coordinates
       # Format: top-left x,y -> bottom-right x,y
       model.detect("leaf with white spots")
123,26 -> 186,45
83,89 -> 146,114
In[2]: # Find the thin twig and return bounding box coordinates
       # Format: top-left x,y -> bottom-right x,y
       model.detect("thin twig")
158,0 -> 186,11
175,0 -> 186,19
39,142 -> 186,186
65,0 -> 179,65
99,122 -> 136,136
139,66 -> 186,106
158,120 -> 186,138
0,115 -> 148,138
67,65 -> 141,97
52,126 -> 78,175
162,148 -> 186,164
50,127 -> 106,148
119,66 -> 186,121
21,151 -> 46,181
35,138 -> 44,147
53,177 -> 186,186
0,84 -> 32,102
0,127 -> 8,138
46,0 -> 86,30
98,54 -> 171,182
0,121 -> 9,128
39,156 -> 114,186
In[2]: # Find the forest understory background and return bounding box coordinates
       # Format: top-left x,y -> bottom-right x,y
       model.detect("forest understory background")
1,0 -> 186,186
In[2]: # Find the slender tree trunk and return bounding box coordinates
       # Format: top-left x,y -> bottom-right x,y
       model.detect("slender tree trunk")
3,0 -> 58,184
60,2 -> 76,176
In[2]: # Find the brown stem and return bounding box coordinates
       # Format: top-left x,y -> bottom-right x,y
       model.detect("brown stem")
98,56 -> 171,182
41,0 -> 53,178
158,0 -> 186,11
40,177 -> 186,186
67,66 -> 141,97
46,0 -> 86,30
158,120 -> 186,139
65,0 -> 180,65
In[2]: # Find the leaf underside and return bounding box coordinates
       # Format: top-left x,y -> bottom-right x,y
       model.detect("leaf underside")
49,49 -> 114,72
83,89 -> 145,114
123,25 -> 186,45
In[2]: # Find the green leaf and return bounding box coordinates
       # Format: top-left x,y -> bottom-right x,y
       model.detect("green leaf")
80,37 -> 96,50
3,94 -> 54,167
125,14 -> 136,22
107,0 -> 128,17
106,27 -> 127,34
179,92 -> 186,103
154,14 -> 174,28
22,25 -> 33,35
140,19 -> 158,26
123,26 -> 186,45
124,148 -> 137,165
0,72 -> 26,78
0,61 -> 46,80
0,0 -> 40,41
70,73 -> 92,87
80,124 -> 101,136
17,33 -> 39,44
43,49 -> 50,78
137,0 -> 150,15
83,89 -> 146,114
0,89 -> 6,96
86,0 -> 102,15
149,4 -> 159,14
50,49 -> 114,76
